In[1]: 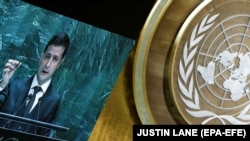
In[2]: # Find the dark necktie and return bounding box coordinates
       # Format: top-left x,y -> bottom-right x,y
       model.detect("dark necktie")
24,86 -> 42,115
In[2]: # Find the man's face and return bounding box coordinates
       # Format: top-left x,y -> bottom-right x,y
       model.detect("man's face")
37,45 -> 65,85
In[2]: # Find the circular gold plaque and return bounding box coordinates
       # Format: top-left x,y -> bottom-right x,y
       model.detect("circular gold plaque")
134,0 -> 250,124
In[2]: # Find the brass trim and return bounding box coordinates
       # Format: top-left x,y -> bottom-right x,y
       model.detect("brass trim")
133,0 -> 173,124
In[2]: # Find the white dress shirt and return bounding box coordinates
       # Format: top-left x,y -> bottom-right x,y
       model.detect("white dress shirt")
27,75 -> 51,113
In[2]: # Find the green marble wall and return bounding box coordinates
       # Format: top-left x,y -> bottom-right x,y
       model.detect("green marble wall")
0,0 -> 135,140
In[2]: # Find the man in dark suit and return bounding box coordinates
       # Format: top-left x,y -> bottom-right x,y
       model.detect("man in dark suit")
0,32 -> 70,136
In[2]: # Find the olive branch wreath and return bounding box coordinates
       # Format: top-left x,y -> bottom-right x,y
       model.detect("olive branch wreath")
178,13 -> 250,124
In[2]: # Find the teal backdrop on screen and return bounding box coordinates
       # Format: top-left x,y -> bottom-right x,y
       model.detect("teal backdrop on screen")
0,0 -> 135,140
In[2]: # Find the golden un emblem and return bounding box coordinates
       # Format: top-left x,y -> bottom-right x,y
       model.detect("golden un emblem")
133,0 -> 250,124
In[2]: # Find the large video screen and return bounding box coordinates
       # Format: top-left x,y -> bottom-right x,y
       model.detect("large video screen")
0,0 -> 135,140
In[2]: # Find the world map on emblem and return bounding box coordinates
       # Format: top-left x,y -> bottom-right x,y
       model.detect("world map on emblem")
195,14 -> 250,110
197,50 -> 250,101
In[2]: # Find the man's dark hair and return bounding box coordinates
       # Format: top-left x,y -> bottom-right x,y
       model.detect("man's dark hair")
44,32 -> 70,59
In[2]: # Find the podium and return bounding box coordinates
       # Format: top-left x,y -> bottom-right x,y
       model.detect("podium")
0,112 -> 69,141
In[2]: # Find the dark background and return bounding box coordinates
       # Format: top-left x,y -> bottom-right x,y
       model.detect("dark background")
21,0 -> 156,40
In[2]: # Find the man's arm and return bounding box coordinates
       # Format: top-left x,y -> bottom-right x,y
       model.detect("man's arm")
0,59 -> 21,107
1,59 -> 21,88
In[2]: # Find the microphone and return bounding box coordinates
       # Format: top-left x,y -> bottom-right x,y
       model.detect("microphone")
35,98 -> 42,134
26,94 -> 33,103
14,94 -> 32,114
27,94 -> 33,99
3,94 -> 32,128
37,98 -> 42,120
